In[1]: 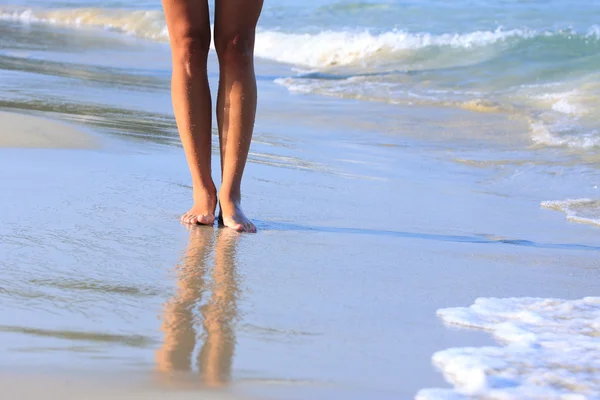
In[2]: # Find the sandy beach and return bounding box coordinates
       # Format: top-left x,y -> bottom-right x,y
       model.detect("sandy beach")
1,1 -> 600,398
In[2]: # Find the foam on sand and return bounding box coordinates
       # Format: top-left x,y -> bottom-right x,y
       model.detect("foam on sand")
542,199 -> 600,227
0,111 -> 98,149
416,297 -> 600,400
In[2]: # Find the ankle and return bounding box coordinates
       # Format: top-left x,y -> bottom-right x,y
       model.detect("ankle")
193,179 -> 216,194
193,181 -> 216,203
219,187 -> 241,204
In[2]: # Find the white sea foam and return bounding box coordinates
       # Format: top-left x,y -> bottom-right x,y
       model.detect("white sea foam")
588,25 -> 600,39
530,120 -> 600,149
254,28 -> 534,68
523,79 -> 600,149
528,90 -> 589,117
273,78 -> 316,94
416,297 -> 600,400
552,98 -> 582,115
542,199 -> 600,227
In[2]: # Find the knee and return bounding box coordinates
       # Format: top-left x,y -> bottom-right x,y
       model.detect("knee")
170,27 -> 211,76
215,30 -> 255,66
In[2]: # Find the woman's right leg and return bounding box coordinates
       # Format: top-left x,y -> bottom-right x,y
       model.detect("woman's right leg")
162,0 -> 216,225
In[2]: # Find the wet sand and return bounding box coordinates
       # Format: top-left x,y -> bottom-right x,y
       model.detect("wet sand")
1,100 -> 599,399
0,111 -> 98,149
0,374 -> 243,400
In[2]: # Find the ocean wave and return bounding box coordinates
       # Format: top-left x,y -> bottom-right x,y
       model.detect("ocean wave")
4,5 -> 600,153
2,7 -> 600,69
417,297 -> 600,399
541,198 -> 600,227
317,1 -> 392,12
0,7 -> 169,41
254,28 -> 536,68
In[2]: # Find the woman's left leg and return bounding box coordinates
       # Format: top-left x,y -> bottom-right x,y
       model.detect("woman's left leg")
214,0 -> 264,233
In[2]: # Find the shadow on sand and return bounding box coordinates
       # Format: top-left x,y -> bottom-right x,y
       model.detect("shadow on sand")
259,221 -> 600,252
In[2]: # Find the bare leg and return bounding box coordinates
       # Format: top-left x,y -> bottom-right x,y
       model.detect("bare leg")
214,0 -> 264,233
162,0 -> 216,225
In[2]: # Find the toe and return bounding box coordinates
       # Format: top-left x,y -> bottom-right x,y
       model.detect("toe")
242,221 -> 256,233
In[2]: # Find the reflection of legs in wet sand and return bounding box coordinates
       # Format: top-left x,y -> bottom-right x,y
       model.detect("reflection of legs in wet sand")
156,227 -> 214,372
198,229 -> 239,387
155,227 -> 239,388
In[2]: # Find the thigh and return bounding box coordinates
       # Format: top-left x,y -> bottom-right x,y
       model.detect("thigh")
214,0 -> 264,44
162,0 -> 211,46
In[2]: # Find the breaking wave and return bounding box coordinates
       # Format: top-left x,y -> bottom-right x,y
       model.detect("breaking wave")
2,7 -> 599,68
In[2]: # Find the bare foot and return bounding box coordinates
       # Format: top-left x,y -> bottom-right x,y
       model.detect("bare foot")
218,197 -> 256,233
181,185 -> 217,225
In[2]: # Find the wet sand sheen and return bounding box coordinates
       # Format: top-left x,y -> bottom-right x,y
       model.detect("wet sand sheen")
156,227 -> 239,388
0,111 -> 98,149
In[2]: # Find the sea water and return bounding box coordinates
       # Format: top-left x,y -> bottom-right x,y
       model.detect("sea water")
2,1 -> 600,155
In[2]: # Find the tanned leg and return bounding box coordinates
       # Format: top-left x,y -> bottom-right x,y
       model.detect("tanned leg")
162,0 -> 216,225
214,0 -> 264,233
